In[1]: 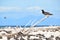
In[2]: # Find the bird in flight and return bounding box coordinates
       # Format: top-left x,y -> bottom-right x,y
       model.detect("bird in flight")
4,17 -> 6,19
41,10 -> 53,16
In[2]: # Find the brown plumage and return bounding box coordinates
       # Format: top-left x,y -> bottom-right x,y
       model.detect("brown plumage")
41,10 -> 53,15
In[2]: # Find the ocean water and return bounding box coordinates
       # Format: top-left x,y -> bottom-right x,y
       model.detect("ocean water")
0,25 -> 59,28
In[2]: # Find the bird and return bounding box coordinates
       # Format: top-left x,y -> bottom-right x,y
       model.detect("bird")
41,10 -> 53,16
4,17 -> 6,19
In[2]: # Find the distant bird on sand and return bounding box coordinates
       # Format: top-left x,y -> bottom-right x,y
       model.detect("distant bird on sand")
41,10 -> 53,16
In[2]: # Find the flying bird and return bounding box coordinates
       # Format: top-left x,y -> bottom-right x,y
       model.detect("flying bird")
4,17 -> 6,19
41,10 -> 53,16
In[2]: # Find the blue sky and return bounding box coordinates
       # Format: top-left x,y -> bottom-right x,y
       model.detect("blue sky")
0,0 -> 60,26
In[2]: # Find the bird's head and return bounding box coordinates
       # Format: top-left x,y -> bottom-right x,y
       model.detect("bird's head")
41,10 -> 44,13
41,9 -> 44,11
41,10 -> 44,11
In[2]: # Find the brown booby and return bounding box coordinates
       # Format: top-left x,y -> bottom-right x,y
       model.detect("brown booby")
41,10 -> 53,15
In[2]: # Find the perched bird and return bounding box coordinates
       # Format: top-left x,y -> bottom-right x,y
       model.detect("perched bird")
41,10 -> 53,16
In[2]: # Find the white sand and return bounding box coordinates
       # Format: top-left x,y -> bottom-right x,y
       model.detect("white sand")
0,26 -> 60,40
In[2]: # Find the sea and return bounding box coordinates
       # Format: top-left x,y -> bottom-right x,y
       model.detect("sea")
0,25 -> 60,28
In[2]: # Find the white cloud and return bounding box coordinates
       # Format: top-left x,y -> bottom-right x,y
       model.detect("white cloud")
27,6 -> 43,10
0,7 -> 21,12
0,6 -> 44,12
